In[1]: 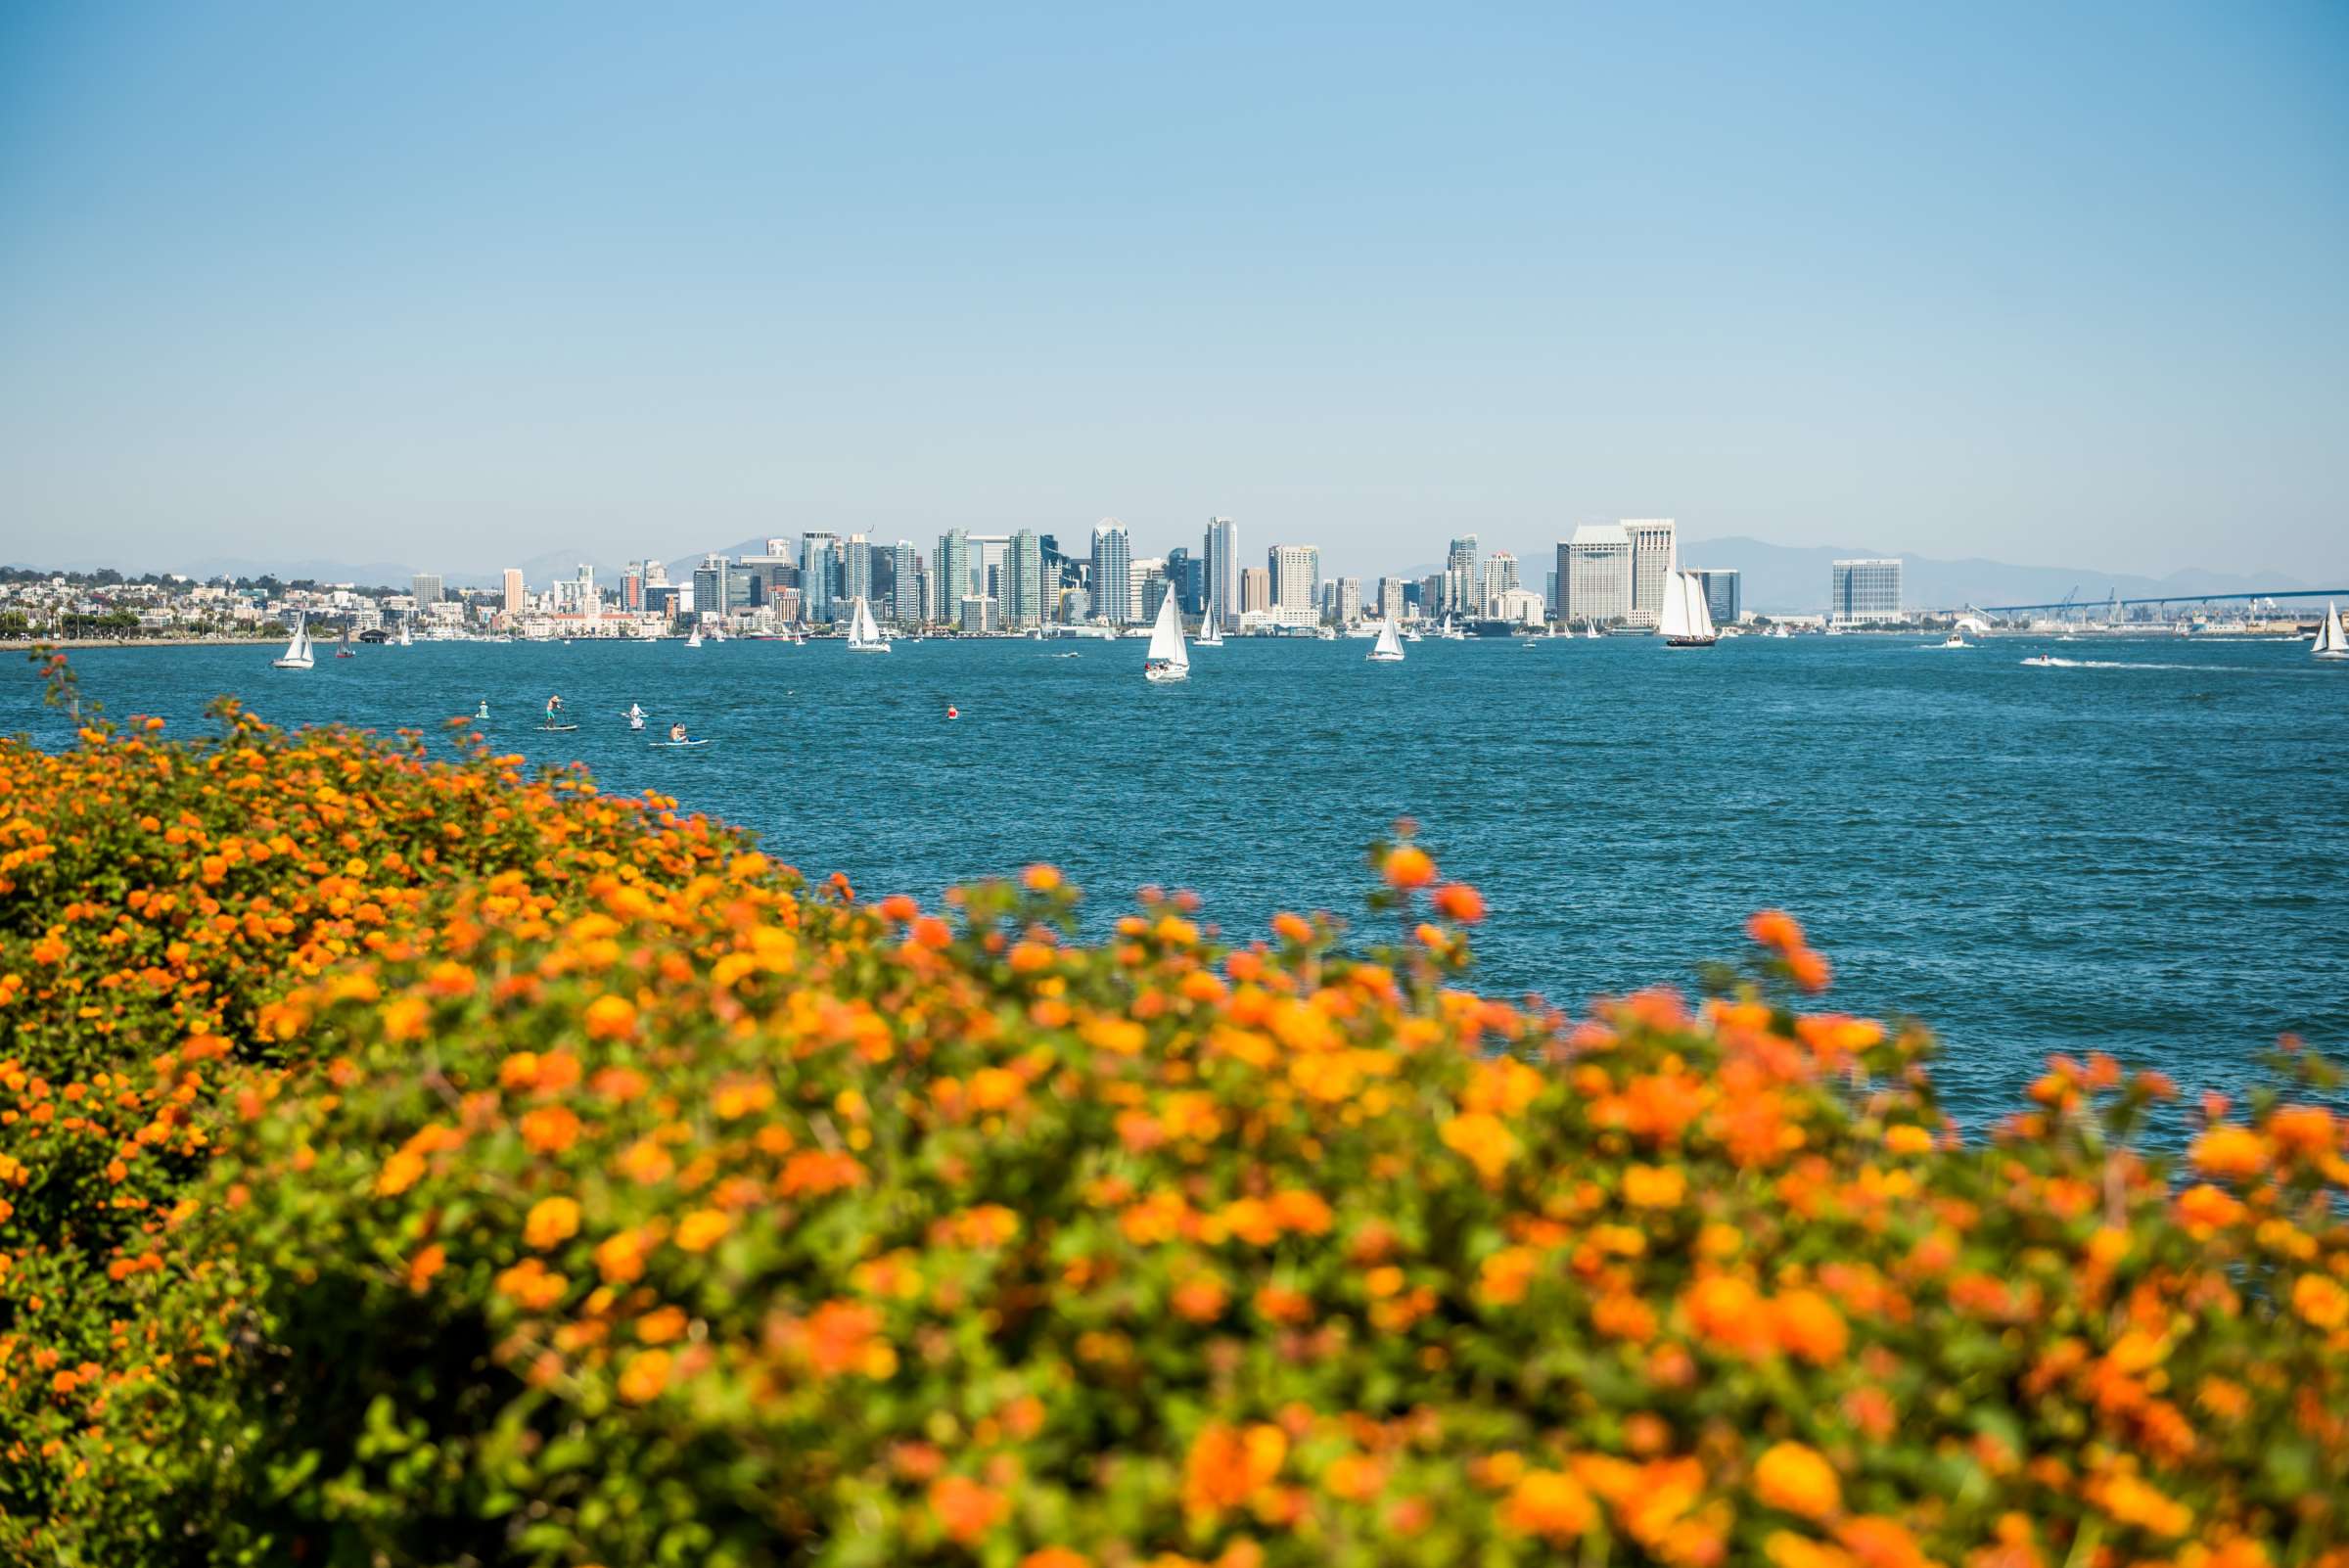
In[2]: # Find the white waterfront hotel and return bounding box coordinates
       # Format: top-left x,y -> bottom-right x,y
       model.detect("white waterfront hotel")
1830,558 -> 1904,623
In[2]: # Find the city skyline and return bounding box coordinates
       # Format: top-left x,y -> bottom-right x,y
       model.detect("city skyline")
4,7 -> 2344,581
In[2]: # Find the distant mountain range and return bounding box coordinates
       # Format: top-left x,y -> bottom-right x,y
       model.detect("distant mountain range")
1678,537 -> 2311,613
9,536 -> 2318,614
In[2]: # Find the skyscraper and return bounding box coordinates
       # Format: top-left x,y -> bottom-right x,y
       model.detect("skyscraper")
1240,567 -> 1270,614
1480,551 -> 1519,612
890,540 -> 922,625
933,530 -> 970,626
1565,525 -> 1634,624
843,534 -> 874,607
1203,517 -> 1238,630
1446,536 -> 1479,612
1830,559 -> 1903,623
412,574 -> 443,608
1378,576 -> 1407,621
800,531 -> 838,623
1091,520 -> 1132,625
1005,529 -> 1043,626
1692,568 -> 1740,625
1267,544 -> 1319,614
1624,519 -> 1677,628
501,570 -> 525,614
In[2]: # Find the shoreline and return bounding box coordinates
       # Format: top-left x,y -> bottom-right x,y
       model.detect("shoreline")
4,636 -> 284,650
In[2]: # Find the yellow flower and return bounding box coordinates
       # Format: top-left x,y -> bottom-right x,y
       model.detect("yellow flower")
524,1195 -> 581,1250
2293,1271 -> 2349,1331
675,1208 -> 732,1253
1753,1442 -> 1841,1521
1440,1112 -> 1519,1184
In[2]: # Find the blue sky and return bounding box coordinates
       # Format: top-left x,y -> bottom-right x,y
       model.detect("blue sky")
2,1 -> 2343,582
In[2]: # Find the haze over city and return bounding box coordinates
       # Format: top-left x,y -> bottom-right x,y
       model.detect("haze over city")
3,2 -> 2344,581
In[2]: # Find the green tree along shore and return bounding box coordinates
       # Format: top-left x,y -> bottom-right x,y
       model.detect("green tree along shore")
2,652 -> 2344,1567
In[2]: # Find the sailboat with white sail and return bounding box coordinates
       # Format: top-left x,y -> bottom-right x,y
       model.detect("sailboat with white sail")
1657,550 -> 1719,648
272,616 -> 314,669
2315,602 -> 2349,662
397,621 -> 413,648
846,596 -> 891,653
1142,588 -> 1189,682
1195,595 -> 1224,648
1366,618 -> 1405,663
685,624 -> 704,649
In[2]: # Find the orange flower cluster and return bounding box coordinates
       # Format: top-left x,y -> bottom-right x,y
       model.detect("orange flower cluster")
2,666 -> 2345,1568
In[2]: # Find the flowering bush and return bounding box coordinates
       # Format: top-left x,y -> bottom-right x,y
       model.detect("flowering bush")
4,657 -> 2347,1567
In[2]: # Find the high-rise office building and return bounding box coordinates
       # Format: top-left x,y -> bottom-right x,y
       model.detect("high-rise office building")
621,563 -> 645,612
1240,567 -> 1271,614
412,574 -> 444,608
1446,536 -> 1478,606
889,540 -> 922,625
1480,551 -> 1519,612
842,535 -> 874,608
959,594 -> 998,634
1267,544 -> 1319,613
1333,576 -> 1362,623
1091,520 -> 1132,624
968,534 -> 1011,604
1203,517 -> 1238,630
1565,525 -> 1634,624
932,530 -> 970,626
691,554 -> 734,620
1625,520 -> 1677,627
500,570 -> 524,614
800,531 -> 838,623
1692,568 -> 1740,625
1830,559 -> 1903,623
1131,558 -> 1168,623
1164,547 -> 1201,615
1377,576 -> 1407,621
999,529 -> 1042,626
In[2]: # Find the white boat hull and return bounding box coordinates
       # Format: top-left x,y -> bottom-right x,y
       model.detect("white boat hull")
848,642 -> 891,653
1366,651 -> 1404,663
1144,665 -> 1187,682
272,657 -> 313,669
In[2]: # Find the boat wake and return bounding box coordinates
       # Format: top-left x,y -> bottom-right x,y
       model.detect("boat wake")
2024,656 -> 2252,672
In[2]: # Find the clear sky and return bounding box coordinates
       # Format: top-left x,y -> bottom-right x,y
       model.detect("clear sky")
2,1 -> 2343,582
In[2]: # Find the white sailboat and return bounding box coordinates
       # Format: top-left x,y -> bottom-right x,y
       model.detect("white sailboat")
1366,618 -> 1405,663
1583,620 -> 1602,639
271,616 -> 314,669
1142,588 -> 1189,682
397,622 -> 412,648
2313,601 -> 2349,661
686,624 -> 704,649
846,596 -> 891,653
1195,594 -> 1224,648
1657,555 -> 1719,648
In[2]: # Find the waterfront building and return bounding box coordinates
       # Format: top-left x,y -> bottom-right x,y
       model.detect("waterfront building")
1830,558 -> 1904,623
1091,520 -> 1132,625
1131,557 -> 1167,624
1564,524 -> 1633,624
1268,544 -> 1319,615
1625,520 -> 1677,627
1490,587 -> 1544,625
966,534 -> 1009,604
903,538 -> 937,626
1447,535 -> 1479,609
959,594 -> 998,634
621,563 -> 644,612
1420,574 -> 1448,616
1204,517 -> 1237,630
1240,567 -> 1271,615
412,573 -> 444,608
1377,576 -> 1407,622
800,531 -> 838,623
1544,570 -> 1558,620
500,570 -> 524,614
932,530 -> 970,626
1692,568 -> 1741,625
1333,576 -> 1362,624
1481,551 -> 1519,606
843,535 -> 874,606
1061,585 -> 1090,624
1165,547 -> 1201,615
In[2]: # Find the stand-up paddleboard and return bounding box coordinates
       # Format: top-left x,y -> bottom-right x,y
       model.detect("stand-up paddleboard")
539,723 -> 579,733
649,738 -> 713,749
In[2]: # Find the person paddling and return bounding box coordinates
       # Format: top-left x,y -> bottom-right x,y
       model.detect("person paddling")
625,701 -> 646,731
545,693 -> 564,720
668,721 -> 689,744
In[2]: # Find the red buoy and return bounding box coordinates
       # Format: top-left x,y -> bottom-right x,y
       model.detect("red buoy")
945,706 -> 959,719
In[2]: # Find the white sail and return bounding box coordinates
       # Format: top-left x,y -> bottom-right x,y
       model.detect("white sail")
1145,589 -> 1188,669
397,622 -> 412,647
273,616 -> 313,669
1685,574 -> 1717,640
846,596 -> 890,652
2316,601 -> 2349,659
1657,573 -> 1693,639
1196,593 -> 1223,646
1368,618 -> 1404,662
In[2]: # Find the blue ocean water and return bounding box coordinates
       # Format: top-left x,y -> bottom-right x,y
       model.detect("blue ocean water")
13,633 -> 2346,1119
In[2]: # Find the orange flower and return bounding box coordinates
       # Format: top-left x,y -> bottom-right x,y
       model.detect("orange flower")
1623,1164 -> 1685,1209
2293,1272 -> 2349,1331
1499,1469 -> 1596,1540
1787,948 -> 1832,992
1753,1442 -> 1841,1521
406,1242 -> 446,1293
618,1348 -> 670,1404
582,993 -> 637,1040
1770,1289 -> 1850,1365
1431,883 -> 1486,923
1173,1274 -> 1229,1323
1746,909 -> 1804,952
1439,1112 -> 1519,1184
524,1195 -> 581,1250
1382,845 -> 1435,890
1271,911 -> 1314,945
1883,1124 -> 1934,1155
928,1475 -> 1011,1545
674,1208 -> 732,1253
519,1105 -> 581,1155
2190,1125 -> 2267,1179
1184,1422 -> 1288,1515
1021,863 -> 1063,892
1020,1551 -> 1091,1568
